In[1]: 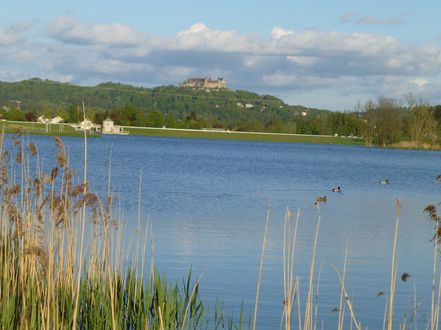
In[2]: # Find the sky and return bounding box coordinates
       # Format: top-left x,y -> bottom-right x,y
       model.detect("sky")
1,0 -> 441,110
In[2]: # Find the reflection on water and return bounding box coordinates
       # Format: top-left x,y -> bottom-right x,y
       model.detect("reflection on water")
16,134 -> 441,328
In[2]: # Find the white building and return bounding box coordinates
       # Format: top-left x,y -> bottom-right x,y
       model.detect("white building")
102,118 -> 128,135
37,115 -> 49,123
38,115 -> 64,124
71,118 -> 101,132
50,116 -> 64,124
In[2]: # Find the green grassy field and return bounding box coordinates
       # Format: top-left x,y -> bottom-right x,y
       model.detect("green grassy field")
125,127 -> 363,145
2,120 -> 363,145
1,121 -> 94,137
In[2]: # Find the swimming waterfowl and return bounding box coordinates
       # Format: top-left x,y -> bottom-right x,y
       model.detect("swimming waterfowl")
314,195 -> 327,204
401,272 -> 410,282
332,186 -> 341,192
379,179 -> 390,185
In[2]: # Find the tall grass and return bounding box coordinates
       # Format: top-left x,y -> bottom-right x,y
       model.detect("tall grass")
2,127 -> 441,329
0,129 -> 244,329
272,197 -> 439,329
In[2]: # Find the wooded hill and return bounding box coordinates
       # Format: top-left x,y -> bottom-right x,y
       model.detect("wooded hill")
0,78 -> 328,133
2,78 -> 441,148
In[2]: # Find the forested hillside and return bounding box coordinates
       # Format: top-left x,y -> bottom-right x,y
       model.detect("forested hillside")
0,78 -> 329,134
1,78 -> 441,148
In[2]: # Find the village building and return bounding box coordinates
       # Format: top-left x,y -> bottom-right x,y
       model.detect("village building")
101,117 -> 129,135
71,118 -> 101,132
37,115 -> 64,124
37,115 -> 48,123
180,77 -> 227,89
51,116 -> 64,124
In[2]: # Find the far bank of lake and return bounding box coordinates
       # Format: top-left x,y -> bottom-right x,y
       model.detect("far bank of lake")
1,120 -> 365,145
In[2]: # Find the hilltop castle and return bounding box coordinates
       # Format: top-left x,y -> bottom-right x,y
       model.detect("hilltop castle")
180,77 -> 226,89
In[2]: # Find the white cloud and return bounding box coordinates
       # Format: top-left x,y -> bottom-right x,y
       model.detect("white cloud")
286,55 -> 319,66
172,22 -> 257,52
47,16 -> 147,46
0,21 -> 32,45
271,27 -> 294,39
410,78 -> 429,87
1,18 -> 441,109
178,22 -> 209,36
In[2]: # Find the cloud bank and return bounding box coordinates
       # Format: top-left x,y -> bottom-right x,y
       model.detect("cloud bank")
1,17 -> 441,109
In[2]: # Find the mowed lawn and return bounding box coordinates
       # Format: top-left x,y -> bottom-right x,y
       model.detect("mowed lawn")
2,121 -> 88,136
125,127 -> 363,145
1,120 -> 363,145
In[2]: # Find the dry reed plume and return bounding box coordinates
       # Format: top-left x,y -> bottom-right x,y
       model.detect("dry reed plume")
0,130 -> 237,329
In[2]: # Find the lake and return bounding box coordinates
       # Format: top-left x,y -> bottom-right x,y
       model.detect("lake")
14,134 -> 441,328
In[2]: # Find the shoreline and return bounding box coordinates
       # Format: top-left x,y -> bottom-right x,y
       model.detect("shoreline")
2,120 -> 363,145
122,126 -> 363,145
5,120 -> 440,150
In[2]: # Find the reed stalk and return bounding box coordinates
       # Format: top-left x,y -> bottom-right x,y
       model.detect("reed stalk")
338,243 -> 349,330
304,203 -> 322,330
0,131 -> 242,329
72,101 -> 88,329
253,206 -> 270,330
282,208 -> 300,330
388,198 -> 401,330
335,268 -> 361,330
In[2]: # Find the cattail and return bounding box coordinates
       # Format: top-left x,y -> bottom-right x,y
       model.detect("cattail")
8,184 -> 20,195
70,183 -> 88,197
7,202 -> 23,238
64,168 -> 74,181
12,137 -> 21,146
51,167 -> 59,181
436,225 -> 441,239
15,151 -> 22,164
38,194 -> 50,212
41,174 -> 52,184
24,246 -> 49,272
2,149 -> 8,159
28,142 -> 38,156
424,204 -> 439,222
33,178 -> 41,190
53,136 -> 63,150
53,136 -> 67,168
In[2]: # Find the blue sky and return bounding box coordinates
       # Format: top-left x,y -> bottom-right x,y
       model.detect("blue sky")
1,0 -> 440,110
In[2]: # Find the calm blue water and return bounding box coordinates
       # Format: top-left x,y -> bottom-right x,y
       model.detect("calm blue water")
13,134 -> 441,328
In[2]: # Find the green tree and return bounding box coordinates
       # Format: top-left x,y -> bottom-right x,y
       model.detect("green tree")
164,113 -> 179,128
373,98 -> 403,147
405,94 -> 437,147
362,100 -> 376,147
5,109 -> 25,121
282,121 -> 297,134
67,105 -> 81,123
145,111 -> 164,127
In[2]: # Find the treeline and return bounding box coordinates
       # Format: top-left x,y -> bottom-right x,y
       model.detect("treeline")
1,79 -> 441,147
0,78 -> 326,132
92,100 -> 441,147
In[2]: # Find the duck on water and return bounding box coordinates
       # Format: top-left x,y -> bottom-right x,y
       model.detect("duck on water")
314,196 -> 327,205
